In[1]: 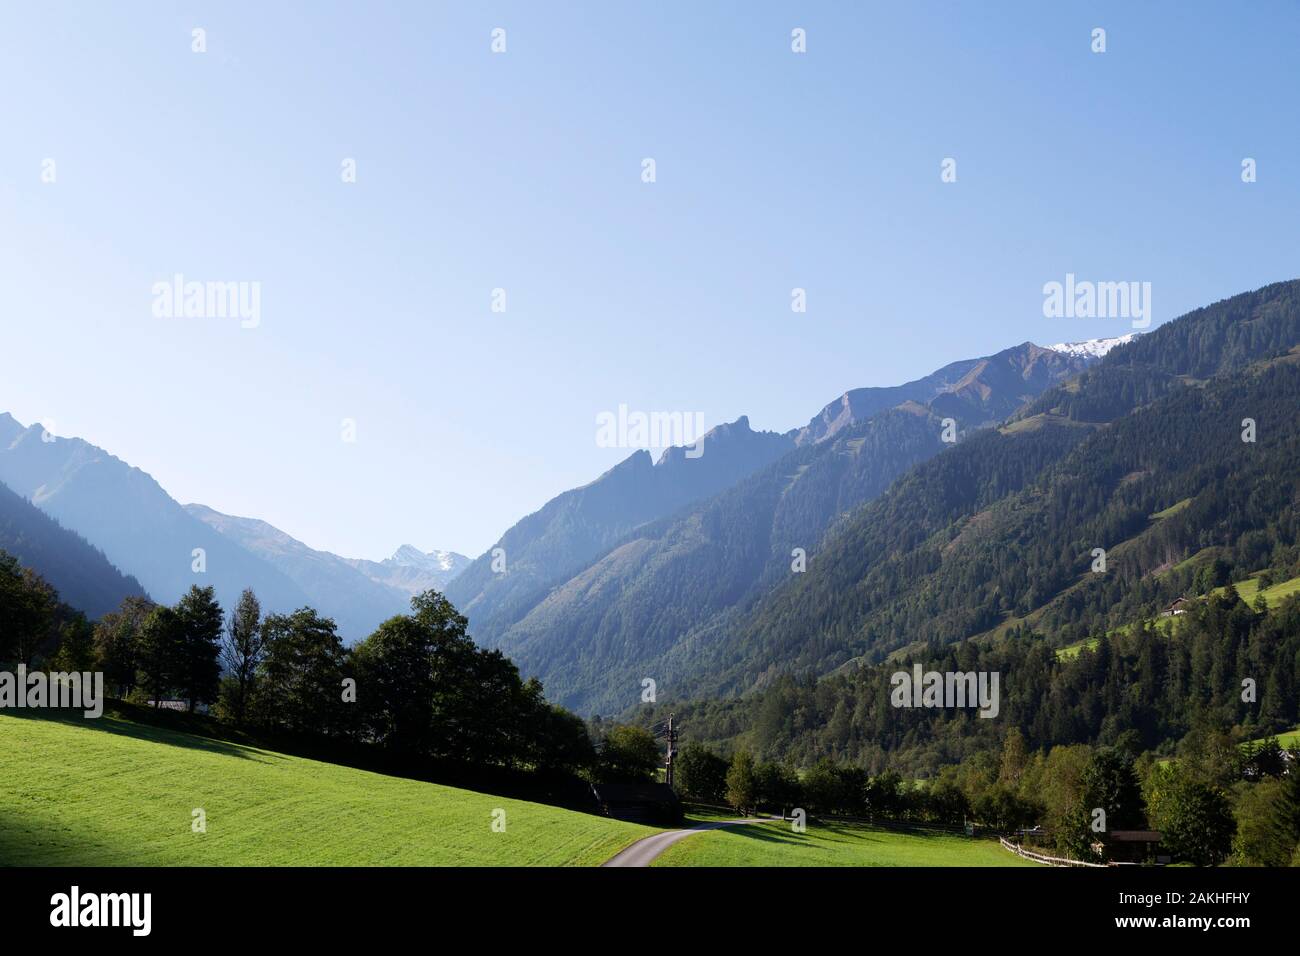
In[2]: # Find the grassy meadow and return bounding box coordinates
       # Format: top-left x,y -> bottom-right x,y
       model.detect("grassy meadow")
1215,572 -> 1300,607
652,818 -> 1039,867
1244,725 -> 1300,749
0,710 -> 653,866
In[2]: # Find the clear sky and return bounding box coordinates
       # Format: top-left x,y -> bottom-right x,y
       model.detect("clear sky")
2,1 -> 1297,559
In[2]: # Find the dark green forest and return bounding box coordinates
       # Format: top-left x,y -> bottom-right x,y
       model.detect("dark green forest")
648,587 -> 1300,770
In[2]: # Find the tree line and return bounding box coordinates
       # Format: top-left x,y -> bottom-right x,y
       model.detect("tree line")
668,728 -> 1299,867
1,553 -> 621,784
641,584 -> 1300,866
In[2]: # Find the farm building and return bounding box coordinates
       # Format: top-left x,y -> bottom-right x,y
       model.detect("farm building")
1097,830 -> 1165,864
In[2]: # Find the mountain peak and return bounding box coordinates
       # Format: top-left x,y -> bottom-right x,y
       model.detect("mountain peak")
0,412 -> 24,448
391,544 -> 430,566
653,414 -> 780,467
791,341 -> 1088,447
388,545 -> 468,574
1044,333 -> 1142,360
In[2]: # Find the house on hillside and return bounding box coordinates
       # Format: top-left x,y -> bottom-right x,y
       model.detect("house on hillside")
1160,597 -> 1190,617
590,783 -> 683,826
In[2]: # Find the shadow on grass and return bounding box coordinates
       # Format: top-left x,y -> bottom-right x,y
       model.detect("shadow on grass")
0,706 -> 272,762
723,822 -> 824,851
2,703 -> 605,815
725,819 -> 960,853
0,805 -> 142,867
816,820 -> 957,842
817,821 -> 903,841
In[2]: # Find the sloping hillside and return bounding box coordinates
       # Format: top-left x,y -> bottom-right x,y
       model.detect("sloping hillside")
0,712 -> 651,866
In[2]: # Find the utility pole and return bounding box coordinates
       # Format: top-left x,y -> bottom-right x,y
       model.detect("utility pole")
664,713 -> 679,788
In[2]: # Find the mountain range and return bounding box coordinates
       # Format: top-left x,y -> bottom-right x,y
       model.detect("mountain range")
184,504 -> 469,636
0,329 -> 1150,697
0,413 -> 467,639
719,282 -> 1300,688
444,415 -> 797,645
341,544 -> 470,596
645,280 -> 1300,766
452,341 -> 1103,713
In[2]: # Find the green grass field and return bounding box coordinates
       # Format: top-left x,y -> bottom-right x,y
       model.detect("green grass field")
0,711 -> 654,866
1056,637 -> 1100,661
651,819 -> 1039,867
1214,572 -> 1300,607
681,805 -> 750,824
1055,613 -> 1179,660
1149,498 -> 1192,521
1244,725 -> 1300,749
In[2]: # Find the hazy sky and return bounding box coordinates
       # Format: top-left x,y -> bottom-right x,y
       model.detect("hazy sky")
2,2 -> 1297,559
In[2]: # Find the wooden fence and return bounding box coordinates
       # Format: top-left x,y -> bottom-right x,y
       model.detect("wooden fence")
998,836 -> 1106,867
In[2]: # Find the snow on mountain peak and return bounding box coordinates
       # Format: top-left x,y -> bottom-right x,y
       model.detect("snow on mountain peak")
1045,333 -> 1142,359
389,545 -> 465,573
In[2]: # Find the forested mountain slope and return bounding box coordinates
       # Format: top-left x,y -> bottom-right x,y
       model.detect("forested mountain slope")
692,281 -> 1300,697
490,343 -> 1090,713
445,416 -> 796,644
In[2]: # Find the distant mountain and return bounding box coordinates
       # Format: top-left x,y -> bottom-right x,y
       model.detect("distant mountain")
185,505 -> 459,637
790,342 -> 1089,447
0,476 -> 148,618
471,342 -> 1093,714
0,416 -> 313,630
700,280 -> 1300,698
0,414 -> 23,449
444,415 -> 796,644
788,357 -> 984,447
343,545 -> 470,597
186,502 -> 468,634
1046,333 -> 1142,360
1,411 -> 469,639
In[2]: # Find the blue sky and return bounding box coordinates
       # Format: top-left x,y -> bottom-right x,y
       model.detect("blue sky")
1,1 -> 1297,559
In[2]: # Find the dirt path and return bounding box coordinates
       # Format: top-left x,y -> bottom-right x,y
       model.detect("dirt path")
601,818 -> 767,867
